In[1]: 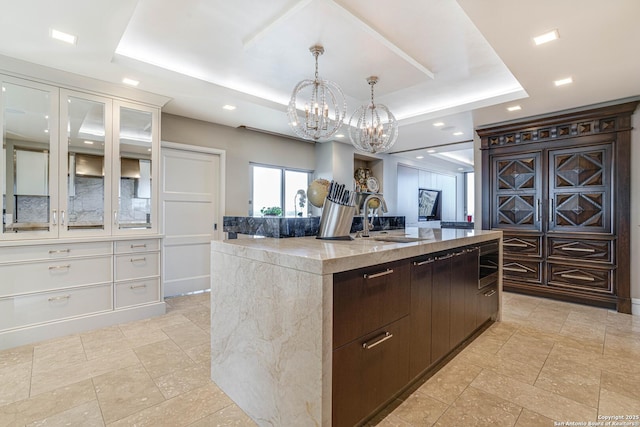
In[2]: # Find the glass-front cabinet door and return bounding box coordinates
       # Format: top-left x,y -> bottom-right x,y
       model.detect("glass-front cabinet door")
113,101 -> 158,234
58,90 -> 113,237
1,77 -> 59,239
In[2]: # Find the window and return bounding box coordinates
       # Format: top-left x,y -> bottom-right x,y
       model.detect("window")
465,172 -> 475,222
250,164 -> 312,217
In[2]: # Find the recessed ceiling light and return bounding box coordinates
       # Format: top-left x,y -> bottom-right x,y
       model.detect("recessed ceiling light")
533,29 -> 559,46
416,155 -> 424,159
147,148 -> 152,152
457,167 -> 464,171
554,77 -> 573,86
44,129 -> 49,133
507,105 -> 522,112
122,78 -> 139,87
453,131 -> 464,136
427,149 -> 436,154
222,105 -> 236,111
84,140 -> 94,145
335,134 -> 344,138
50,28 -> 77,45
433,122 -> 445,127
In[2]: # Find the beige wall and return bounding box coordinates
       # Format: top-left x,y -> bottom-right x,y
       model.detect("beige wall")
161,113 -> 316,216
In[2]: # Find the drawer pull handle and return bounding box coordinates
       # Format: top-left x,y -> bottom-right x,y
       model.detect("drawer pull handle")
49,249 -> 71,254
484,289 -> 496,297
48,264 -> 71,270
48,294 -> 71,302
130,284 -> 147,290
436,254 -> 454,260
130,257 -> 147,263
503,266 -> 529,273
504,242 -> 528,248
413,259 -> 434,266
130,244 -> 147,249
364,269 -> 393,279
560,247 -> 596,253
560,273 -> 595,282
362,332 -> 393,350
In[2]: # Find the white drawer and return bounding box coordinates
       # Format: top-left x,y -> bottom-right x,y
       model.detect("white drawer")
0,284 -> 113,331
0,256 -> 112,297
0,241 -> 112,264
115,252 -> 160,281
115,278 -> 160,309
115,239 -> 161,254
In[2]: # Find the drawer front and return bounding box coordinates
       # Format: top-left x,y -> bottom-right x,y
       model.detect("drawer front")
0,241 -> 112,263
502,233 -> 541,257
115,252 -> 160,281
115,278 -> 161,309
502,258 -> 542,284
548,237 -> 612,264
0,284 -> 113,331
333,259 -> 410,349
547,263 -> 613,294
477,284 -> 498,326
115,239 -> 161,254
0,256 -> 112,297
332,316 -> 410,427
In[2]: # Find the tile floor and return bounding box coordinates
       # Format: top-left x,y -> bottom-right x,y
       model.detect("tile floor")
0,291 -> 639,426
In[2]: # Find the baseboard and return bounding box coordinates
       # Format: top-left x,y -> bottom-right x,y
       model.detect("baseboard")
633,298 -> 640,316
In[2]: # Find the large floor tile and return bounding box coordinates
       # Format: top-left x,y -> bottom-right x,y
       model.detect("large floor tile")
0,380 -> 96,427
456,346 -> 543,385
93,364 -> 165,424
600,370 -> 640,402
26,400 -> 105,427
387,389 -> 449,426
133,339 -> 197,379
495,330 -> 554,368
162,322 -> 210,351
433,386 -> 521,427
153,362 -> 212,399
471,369 -> 598,422
107,383 -> 233,427
534,355 -> 601,407
514,409 -> 554,427
0,361 -> 31,406
32,335 -> 86,376
187,403 -> 256,426
417,361 -> 483,405
598,389 -> 640,418
0,344 -> 33,369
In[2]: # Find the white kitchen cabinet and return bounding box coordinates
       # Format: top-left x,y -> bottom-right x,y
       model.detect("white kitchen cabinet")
1,76 -> 160,241
0,73 -> 164,350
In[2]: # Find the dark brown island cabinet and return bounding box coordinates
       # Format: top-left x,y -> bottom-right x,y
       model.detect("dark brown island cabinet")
478,99 -> 639,313
332,241 -> 499,426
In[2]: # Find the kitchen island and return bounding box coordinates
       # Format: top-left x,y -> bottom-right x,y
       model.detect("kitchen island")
210,228 -> 502,426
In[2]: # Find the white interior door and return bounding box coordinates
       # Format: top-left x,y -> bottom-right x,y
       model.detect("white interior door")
161,144 -> 223,297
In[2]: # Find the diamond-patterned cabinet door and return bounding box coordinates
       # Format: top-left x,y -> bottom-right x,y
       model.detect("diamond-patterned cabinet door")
497,158 -> 536,190
497,195 -> 535,226
554,150 -> 605,188
554,192 -> 604,228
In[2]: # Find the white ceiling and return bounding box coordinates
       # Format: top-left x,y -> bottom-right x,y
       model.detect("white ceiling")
0,0 -> 638,172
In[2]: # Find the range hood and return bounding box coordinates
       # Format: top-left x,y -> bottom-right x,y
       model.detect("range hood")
121,158 -> 141,178
74,153 -> 104,177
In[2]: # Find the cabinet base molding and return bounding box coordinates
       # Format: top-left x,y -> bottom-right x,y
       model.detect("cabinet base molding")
503,283 -> 619,311
0,302 -> 165,351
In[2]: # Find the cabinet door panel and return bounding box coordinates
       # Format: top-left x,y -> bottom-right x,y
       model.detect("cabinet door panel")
548,144 -> 612,233
333,259 -> 410,349
59,90 -> 112,237
332,316 -> 409,427
492,152 -> 542,231
1,78 -> 59,239
430,256 -> 451,363
409,256 -> 433,378
547,263 -> 613,294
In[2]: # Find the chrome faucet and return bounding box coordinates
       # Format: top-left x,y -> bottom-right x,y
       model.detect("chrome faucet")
361,194 -> 388,237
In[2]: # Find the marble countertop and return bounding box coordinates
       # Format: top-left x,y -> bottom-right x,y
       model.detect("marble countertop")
211,227 -> 502,275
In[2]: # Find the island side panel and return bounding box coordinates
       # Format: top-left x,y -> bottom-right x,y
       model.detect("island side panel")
210,249 -> 331,426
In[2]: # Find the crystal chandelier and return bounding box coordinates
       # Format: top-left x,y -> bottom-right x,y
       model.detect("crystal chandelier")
287,45 -> 347,141
348,76 -> 398,154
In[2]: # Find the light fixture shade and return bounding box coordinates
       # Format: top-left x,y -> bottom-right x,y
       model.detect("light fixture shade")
348,76 -> 398,154
287,45 -> 347,142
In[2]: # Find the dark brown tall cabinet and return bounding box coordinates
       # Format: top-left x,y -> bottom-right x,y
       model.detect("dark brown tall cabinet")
478,100 -> 638,313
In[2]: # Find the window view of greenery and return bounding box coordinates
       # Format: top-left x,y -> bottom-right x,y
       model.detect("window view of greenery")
251,165 -> 311,217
